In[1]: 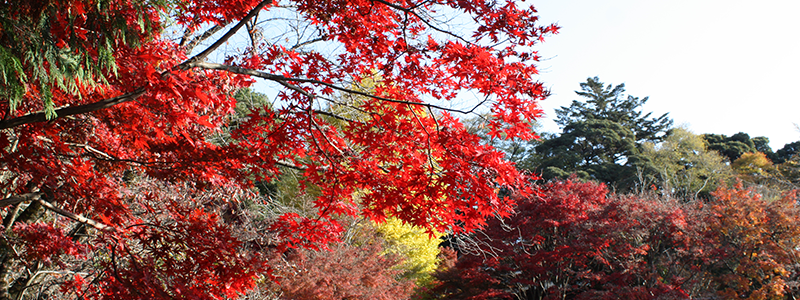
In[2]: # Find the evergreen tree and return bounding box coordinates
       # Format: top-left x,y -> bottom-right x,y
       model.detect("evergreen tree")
524,77 -> 672,190
702,132 -> 776,163
555,77 -> 672,143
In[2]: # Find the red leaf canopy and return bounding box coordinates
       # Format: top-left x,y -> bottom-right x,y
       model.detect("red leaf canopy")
0,0 -> 556,298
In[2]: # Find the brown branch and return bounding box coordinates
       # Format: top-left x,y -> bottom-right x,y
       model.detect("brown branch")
188,62 -> 487,115
0,88 -> 146,129
289,36 -> 327,52
177,0 -> 274,70
0,193 -> 43,208
310,109 -> 359,124
37,199 -> 115,232
182,24 -> 229,54
276,160 -> 305,171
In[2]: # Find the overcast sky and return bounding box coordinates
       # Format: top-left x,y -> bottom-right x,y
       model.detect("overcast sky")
528,0 -> 800,149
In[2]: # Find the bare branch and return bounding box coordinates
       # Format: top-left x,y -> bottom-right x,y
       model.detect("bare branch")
177,0 -> 274,70
372,0 -> 475,46
310,109 -> 360,124
37,199 -> 115,232
178,27 -> 195,48
289,37 -> 327,52
276,160 -> 305,171
182,24 -> 229,54
0,193 -> 42,208
0,88 -> 146,129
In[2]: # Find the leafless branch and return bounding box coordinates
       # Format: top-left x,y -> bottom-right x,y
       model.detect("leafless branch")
310,109 -> 360,124
177,0 -> 274,70
37,199 -> 116,232
0,88 -> 146,129
372,0 -> 475,46
289,37 -> 327,52
0,193 -> 43,208
182,24 -> 229,54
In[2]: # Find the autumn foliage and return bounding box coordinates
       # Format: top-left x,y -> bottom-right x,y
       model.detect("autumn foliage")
429,179 -> 800,299
6,0 -> 800,299
0,0 -> 557,298
263,224 -> 417,299
701,183 -> 800,299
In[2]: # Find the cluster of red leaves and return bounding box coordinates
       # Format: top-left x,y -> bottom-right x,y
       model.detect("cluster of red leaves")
430,179 -> 800,299
266,231 -> 416,299
12,222 -> 87,265
48,181 -> 271,300
225,0 -> 557,236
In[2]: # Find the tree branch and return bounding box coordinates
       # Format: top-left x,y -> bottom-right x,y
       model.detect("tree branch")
372,0 -> 475,46
0,88 -> 146,129
37,199 -> 116,232
177,0 -> 274,70
0,193 -> 43,208
182,24 -> 229,54
188,61 -> 487,115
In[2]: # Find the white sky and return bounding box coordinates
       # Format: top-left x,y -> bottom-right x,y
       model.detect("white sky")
529,0 -> 800,150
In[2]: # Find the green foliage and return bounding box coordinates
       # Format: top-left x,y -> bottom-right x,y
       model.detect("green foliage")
776,141 -> 800,163
0,0 -> 162,117
523,77 -> 672,190
325,74 -> 381,125
703,132 -> 776,163
462,115 -> 541,165
232,88 -> 271,118
633,127 -> 733,199
775,156 -> 800,189
555,76 -> 672,143
0,46 -> 26,112
210,87 -> 271,146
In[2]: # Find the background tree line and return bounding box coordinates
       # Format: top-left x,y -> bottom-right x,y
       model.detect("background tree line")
514,77 -> 800,199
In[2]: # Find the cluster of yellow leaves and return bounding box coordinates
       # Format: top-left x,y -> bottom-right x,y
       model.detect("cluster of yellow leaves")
374,217 -> 443,286
733,152 -> 775,177
732,152 -> 800,199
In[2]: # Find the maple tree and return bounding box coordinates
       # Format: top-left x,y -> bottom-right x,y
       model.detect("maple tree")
428,177 -> 800,299
0,0 -> 556,298
429,178 -> 696,299
263,224 -> 417,300
700,183 -> 800,299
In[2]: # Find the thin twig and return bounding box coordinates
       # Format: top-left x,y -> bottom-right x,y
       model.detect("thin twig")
188,61 -> 488,115
0,193 -> 43,208
183,24 -> 229,54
